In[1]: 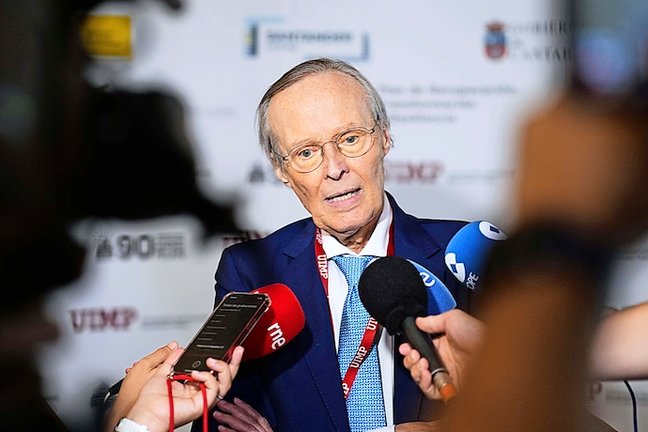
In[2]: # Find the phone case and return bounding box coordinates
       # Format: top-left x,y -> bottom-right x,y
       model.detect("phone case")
172,292 -> 270,374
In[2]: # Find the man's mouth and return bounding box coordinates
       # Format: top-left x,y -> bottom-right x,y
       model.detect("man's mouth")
326,188 -> 360,203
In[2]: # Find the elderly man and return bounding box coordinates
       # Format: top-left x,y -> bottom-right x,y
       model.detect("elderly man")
199,58 -> 474,432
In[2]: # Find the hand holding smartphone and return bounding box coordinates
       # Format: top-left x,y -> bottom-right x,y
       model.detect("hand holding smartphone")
171,292 -> 270,375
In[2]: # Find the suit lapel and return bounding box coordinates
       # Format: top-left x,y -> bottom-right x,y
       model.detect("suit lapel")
389,193 -> 443,264
281,222 -> 350,431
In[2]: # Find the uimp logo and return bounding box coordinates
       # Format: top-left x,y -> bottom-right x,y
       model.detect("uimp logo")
69,307 -> 138,332
484,22 -> 507,59
385,160 -> 444,184
317,253 -> 328,280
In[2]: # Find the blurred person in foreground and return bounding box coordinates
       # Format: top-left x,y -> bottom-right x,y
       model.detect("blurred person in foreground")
400,93 -> 648,432
199,58 -> 478,432
0,1 -> 239,430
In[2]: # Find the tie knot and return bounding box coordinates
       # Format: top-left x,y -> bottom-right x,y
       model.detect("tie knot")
331,255 -> 373,289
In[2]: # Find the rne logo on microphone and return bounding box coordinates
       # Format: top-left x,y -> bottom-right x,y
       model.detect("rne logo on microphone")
267,322 -> 286,350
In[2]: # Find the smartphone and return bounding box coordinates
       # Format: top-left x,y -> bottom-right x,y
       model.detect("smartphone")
172,292 -> 270,374
569,0 -> 648,107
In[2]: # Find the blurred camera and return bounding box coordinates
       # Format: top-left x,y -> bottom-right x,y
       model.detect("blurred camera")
569,0 -> 648,108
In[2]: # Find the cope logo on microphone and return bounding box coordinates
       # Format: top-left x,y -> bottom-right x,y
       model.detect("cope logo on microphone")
444,253 -> 466,284
444,221 -> 507,291
478,221 -> 507,241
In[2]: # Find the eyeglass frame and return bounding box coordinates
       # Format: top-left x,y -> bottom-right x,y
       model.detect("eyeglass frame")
271,120 -> 381,173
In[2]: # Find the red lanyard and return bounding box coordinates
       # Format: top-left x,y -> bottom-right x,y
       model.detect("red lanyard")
314,222 -> 395,399
166,374 -> 208,432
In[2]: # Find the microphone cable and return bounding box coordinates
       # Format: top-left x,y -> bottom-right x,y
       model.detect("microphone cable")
623,380 -> 638,432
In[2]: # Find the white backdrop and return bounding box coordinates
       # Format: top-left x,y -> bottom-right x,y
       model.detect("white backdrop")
39,1 -> 648,430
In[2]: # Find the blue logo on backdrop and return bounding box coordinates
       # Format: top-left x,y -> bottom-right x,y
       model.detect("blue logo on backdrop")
245,17 -> 370,61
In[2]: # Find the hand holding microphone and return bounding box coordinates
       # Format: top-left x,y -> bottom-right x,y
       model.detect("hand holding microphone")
399,310 -> 485,401
358,256 -> 458,403
354,222 -> 504,402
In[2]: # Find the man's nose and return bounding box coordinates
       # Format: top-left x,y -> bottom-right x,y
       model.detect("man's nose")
321,141 -> 348,179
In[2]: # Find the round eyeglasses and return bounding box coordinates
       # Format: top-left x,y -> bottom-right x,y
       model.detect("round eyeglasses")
273,121 -> 379,173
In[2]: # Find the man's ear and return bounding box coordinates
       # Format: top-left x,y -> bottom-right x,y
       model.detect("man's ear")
273,164 -> 292,188
382,129 -> 393,156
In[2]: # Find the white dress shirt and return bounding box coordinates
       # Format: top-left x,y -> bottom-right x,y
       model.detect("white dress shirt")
322,194 -> 395,432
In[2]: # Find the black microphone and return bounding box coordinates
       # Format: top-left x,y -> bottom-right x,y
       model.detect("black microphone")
358,256 -> 457,403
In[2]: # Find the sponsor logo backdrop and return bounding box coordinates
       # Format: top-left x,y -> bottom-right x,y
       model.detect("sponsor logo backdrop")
41,1 -> 648,431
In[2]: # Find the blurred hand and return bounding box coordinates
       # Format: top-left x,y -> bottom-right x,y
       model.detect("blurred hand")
213,397 -> 273,432
395,420 -> 444,431
515,96 -> 648,245
104,341 -> 179,432
125,346 -> 244,432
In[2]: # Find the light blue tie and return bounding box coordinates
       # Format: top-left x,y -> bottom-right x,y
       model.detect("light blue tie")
332,255 -> 386,432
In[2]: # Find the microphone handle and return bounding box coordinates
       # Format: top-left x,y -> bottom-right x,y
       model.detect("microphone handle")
401,316 -> 457,403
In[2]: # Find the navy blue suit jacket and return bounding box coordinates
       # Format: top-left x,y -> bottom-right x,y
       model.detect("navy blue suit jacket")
197,193 -> 471,431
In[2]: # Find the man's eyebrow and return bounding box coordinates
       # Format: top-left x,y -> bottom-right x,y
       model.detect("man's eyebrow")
286,123 -> 367,149
286,138 -> 320,151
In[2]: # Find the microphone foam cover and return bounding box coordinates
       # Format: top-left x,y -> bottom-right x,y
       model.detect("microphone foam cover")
444,221 -> 507,290
242,283 -> 305,360
358,256 -> 428,335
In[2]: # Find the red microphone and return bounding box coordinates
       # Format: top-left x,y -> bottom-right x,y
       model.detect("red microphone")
242,283 -> 305,360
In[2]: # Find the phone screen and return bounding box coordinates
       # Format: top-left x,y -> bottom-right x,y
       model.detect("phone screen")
569,0 -> 648,104
172,292 -> 270,374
